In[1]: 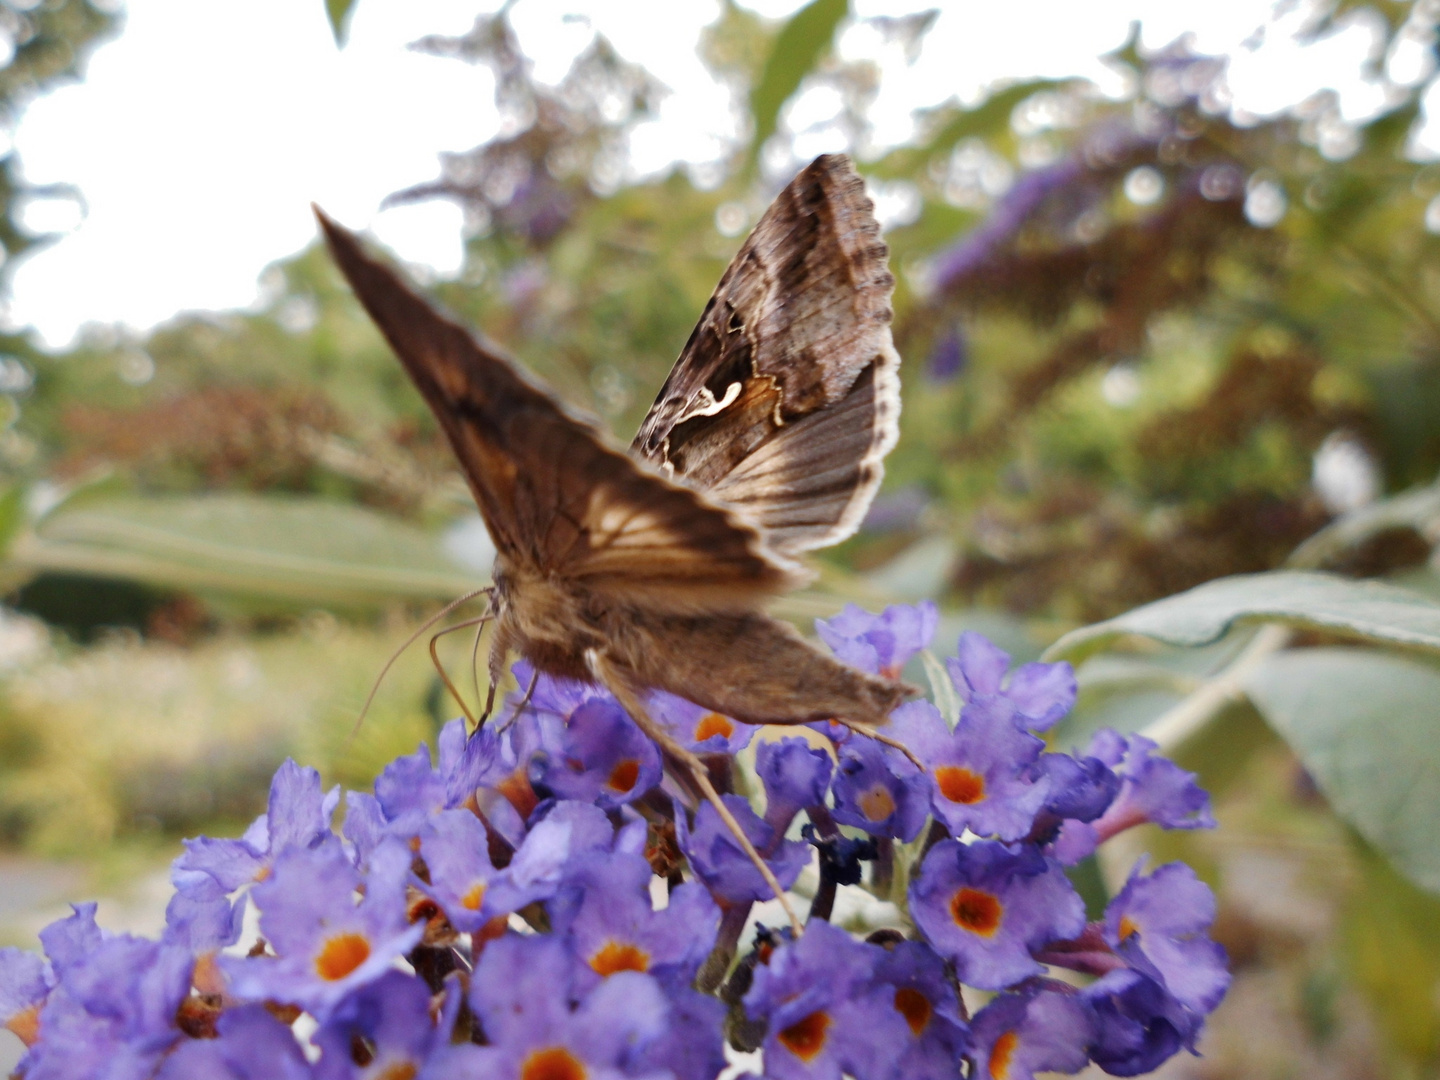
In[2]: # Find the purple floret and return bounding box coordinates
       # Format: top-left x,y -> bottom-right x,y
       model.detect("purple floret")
1082,968 -> 1197,1076
756,736 -> 833,832
909,840 -> 1085,990
222,838 -> 422,1020
548,851 -> 719,991
313,970 -> 459,1080
968,985 -> 1094,1080
1104,862 -> 1230,1017
1087,731 -> 1215,843
532,697 -> 662,811
816,601 -> 939,678
745,919 -> 911,1080
873,940 -> 971,1080
176,759 -> 340,891
948,632 -> 1077,732
0,946 -> 51,1036
651,689 -> 755,754
675,794 -> 810,905
890,698 -> 1049,842
24,933 -> 194,1080
155,1004 -> 313,1080
829,736 -> 929,843
37,903 -> 104,977
467,933 -> 670,1080
163,872 -> 247,954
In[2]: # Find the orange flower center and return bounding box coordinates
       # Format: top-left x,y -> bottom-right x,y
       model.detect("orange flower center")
950,887 -> 1002,937
893,987 -> 932,1036
778,1011 -> 831,1062
375,1064 -> 418,1080
461,882 -> 487,911
521,1047 -> 587,1080
1118,915 -> 1139,941
989,1030 -> 1019,1079
607,759 -> 641,793
314,932 -> 371,981
934,766 -> 986,804
695,713 -> 734,741
858,784 -> 897,822
589,941 -> 650,976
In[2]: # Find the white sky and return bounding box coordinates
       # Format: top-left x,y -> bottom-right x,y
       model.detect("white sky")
1,0 -> 1431,349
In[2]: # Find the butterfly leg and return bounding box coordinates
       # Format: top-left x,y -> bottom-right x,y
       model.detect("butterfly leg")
829,716 -> 924,771
587,649 -> 805,938
495,667 -> 540,734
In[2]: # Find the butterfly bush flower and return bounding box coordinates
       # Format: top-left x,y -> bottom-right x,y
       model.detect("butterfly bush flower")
4,611 -> 1229,1080
968,986 -> 1094,1080
157,1005 -> 314,1080
756,736 -> 833,831
312,970 -> 462,1080
467,933 -> 672,1080
549,851 -> 719,990
676,794 -> 811,904
222,838 -> 422,1020
948,631 -> 1077,732
816,601 -> 938,678
745,920 -> 911,1080
176,758 -> 339,889
532,696 -> 663,810
910,839 -> 1085,989
890,698 -> 1050,841
652,689 -> 755,754
829,735 -> 929,842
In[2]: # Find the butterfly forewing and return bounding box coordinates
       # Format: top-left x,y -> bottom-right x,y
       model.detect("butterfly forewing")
632,154 -> 901,555
317,210 -> 805,610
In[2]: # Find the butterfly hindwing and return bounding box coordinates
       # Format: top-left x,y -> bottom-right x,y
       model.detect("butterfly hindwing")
316,210 -> 806,611
632,154 -> 901,555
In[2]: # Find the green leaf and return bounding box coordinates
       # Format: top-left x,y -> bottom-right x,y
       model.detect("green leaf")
1244,647 -> 1440,892
920,649 -> 960,726
1044,571 -> 1440,664
325,0 -> 358,46
9,493 -> 484,610
746,0 -> 848,171
1341,838 -> 1440,1064
1287,478 -> 1440,570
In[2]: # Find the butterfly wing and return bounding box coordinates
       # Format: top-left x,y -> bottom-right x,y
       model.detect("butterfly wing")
631,154 -> 901,556
316,210 -> 807,611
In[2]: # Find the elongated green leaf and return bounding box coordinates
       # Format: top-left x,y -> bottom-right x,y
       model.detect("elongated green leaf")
1044,571 -> 1440,664
1244,647 -> 1440,892
9,493 -> 485,609
325,0 -> 358,46
746,0 -> 848,170
1288,479 -> 1440,570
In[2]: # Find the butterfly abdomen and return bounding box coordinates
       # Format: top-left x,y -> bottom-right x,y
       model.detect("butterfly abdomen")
601,607 -> 913,728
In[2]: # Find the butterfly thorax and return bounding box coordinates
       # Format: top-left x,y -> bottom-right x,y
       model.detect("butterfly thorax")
491,559 -> 606,683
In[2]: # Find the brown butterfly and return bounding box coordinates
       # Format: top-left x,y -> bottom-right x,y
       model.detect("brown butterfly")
317,154 -> 913,924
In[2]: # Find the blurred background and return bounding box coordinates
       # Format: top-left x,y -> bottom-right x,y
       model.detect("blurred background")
0,0 -> 1438,1075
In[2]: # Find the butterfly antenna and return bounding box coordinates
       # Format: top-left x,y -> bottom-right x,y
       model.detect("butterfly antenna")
588,650 -> 804,937
494,667 -> 540,734
346,587 -> 494,746
832,716 -> 924,771
428,614 -> 496,731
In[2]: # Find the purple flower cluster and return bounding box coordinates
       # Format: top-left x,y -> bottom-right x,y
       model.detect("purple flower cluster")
0,603 -> 1228,1080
